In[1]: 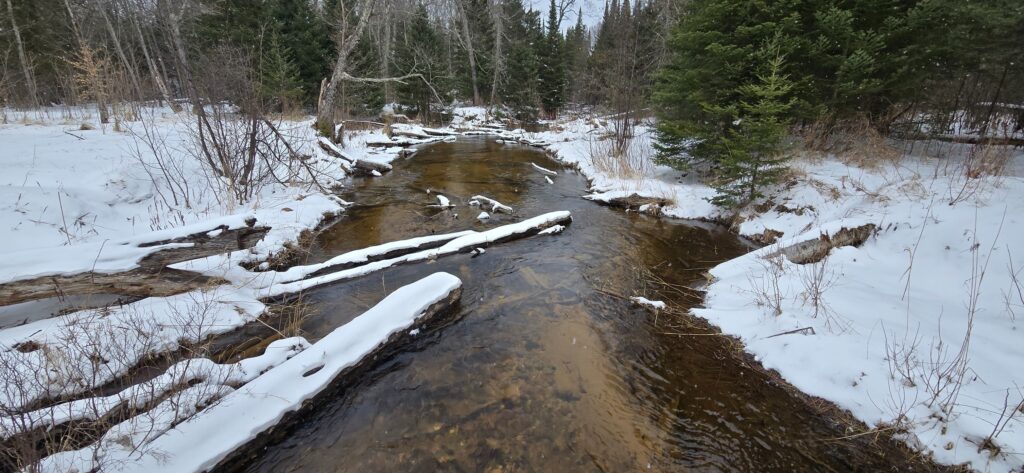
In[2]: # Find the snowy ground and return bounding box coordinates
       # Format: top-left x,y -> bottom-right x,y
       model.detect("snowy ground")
509,114 -> 1024,472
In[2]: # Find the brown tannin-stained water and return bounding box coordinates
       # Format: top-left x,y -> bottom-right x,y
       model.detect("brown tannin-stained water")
239,138 -> 930,472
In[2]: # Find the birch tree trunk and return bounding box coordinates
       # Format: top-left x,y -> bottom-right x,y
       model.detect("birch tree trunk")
316,0 -> 375,136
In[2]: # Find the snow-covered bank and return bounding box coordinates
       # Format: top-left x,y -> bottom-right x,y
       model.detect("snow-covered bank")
38,272 -> 462,472
509,113 -> 1024,471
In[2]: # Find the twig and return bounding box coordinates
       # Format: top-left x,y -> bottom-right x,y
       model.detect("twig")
764,326 -> 816,339
820,425 -> 902,442
56,188 -> 72,245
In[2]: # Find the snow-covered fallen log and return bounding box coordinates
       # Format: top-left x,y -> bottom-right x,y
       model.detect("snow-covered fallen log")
1,338 -> 309,438
365,136 -> 440,148
317,137 -> 393,176
260,211 -> 571,299
0,224 -> 268,307
0,287 -> 265,412
0,215 -> 266,287
39,273 -> 462,473
421,127 -> 459,136
388,124 -> 432,139
469,195 -> 513,213
531,162 -> 558,175
539,224 -> 565,235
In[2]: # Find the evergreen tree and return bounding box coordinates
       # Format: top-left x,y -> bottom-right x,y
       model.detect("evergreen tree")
393,4 -> 448,124
538,0 -> 566,117
707,37 -> 795,208
259,31 -> 304,113
497,0 -> 542,117
272,0 -> 332,106
563,10 -> 591,106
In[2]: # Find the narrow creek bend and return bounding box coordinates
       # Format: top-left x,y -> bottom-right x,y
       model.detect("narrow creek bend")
234,137 -> 929,472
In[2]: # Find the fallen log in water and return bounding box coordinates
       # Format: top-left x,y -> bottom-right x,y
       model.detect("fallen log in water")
259,211 -> 572,301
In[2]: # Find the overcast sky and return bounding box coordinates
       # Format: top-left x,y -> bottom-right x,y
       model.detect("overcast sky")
528,0 -> 606,31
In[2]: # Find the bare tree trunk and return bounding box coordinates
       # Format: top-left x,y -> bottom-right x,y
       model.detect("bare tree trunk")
489,1 -> 503,105
96,0 -> 144,102
5,0 -> 38,106
456,0 -> 482,105
381,5 -> 393,104
316,0 -> 375,135
127,0 -> 178,111
62,0 -> 83,45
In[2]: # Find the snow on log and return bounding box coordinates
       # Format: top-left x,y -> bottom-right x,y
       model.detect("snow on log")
261,211 -> 571,299
389,126 -> 431,139
52,273 -> 463,473
531,162 -> 558,175
365,136 -> 433,148
0,224 -> 268,306
1,338 -> 309,438
539,224 -> 565,235
421,127 -> 459,136
469,195 -> 513,213
545,175 -> 554,185
317,137 -> 393,176
0,287 -> 265,412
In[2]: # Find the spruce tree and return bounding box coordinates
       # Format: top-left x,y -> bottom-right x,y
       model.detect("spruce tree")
498,0 -> 542,117
259,31 -> 304,113
538,0 -> 566,118
709,37 -> 795,208
393,4 -> 448,124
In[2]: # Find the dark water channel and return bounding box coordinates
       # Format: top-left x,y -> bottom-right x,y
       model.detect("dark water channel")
241,138 -> 930,472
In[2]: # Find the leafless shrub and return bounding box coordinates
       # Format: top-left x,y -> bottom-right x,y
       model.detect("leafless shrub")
979,387 -> 1024,456
0,292 -> 245,471
947,143 -> 1012,205
797,255 -> 849,332
179,46 -> 327,207
128,109 -> 204,212
749,253 -> 787,317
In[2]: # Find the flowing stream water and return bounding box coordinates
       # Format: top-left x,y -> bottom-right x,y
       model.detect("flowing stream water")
233,138 -> 931,472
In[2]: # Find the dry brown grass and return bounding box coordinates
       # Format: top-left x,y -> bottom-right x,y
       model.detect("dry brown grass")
800,115 -> 904,170
588,136 -> 654,180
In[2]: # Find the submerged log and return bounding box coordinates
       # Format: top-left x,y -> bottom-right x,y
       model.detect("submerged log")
260,211 -> 572,302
